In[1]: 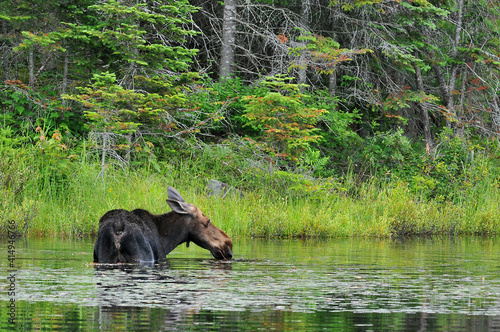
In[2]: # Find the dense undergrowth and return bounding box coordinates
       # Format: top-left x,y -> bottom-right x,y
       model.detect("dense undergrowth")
1,130 -> 499,238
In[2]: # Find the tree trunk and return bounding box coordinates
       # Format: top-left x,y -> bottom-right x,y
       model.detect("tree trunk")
328,6 -> 338,98
127,46 -> 138,89
125,133 -> 132,163
297,0 -> 311,87
219,0 -> 237,81
491,96 -> 500,134
100,132 -> 108,178
29,48 -> 35,87
450,0 -> 464,136
128,0 -> 139,89
2,20 -> 8,82
433,0 -> 464,133
61,50 -> 69,107
414,62 -> 433,151
455,66 -> 467,137
329,70 -> 336,98
432,64 -> 453,128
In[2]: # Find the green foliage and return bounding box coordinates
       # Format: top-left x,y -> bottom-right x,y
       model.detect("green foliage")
32,126 -> 77,191
310,91 -> 361,175
381,88 -> 439,116
0,143 -> 38,236
15,31 -> 65,52
0,80 -> 82,137
289,30 -> 372,75
360,129 -> 413,172
407,130 -> 490,202
187,77 -> 269,137
295,148 -> 332,178
65,72 -> 144,135
187,77 -> 360,177
64,71 -> 192,172
242,75 -> 327,164
351,127 -> 496,205
62,0 -> 198,78
0,127 -> 21,147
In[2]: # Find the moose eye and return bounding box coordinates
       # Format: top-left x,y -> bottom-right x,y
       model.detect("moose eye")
206,219 -> 211,227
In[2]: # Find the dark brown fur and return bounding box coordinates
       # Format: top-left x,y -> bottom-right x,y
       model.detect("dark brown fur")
93,186 -> 233,263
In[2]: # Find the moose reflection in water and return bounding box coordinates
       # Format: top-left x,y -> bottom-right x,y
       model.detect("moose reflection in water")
93,186 -> 233,263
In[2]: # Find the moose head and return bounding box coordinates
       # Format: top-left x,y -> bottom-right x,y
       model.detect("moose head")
165,186 -> 233,260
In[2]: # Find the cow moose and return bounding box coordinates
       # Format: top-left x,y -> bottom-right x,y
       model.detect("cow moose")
93,186 -> 233,263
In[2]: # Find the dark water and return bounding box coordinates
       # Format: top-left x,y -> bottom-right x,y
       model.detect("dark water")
1,237 -> 500,331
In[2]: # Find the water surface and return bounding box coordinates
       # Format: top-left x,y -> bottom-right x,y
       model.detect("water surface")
1,237 -> 500,331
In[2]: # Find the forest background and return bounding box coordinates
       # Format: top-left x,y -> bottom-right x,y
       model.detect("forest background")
1,0 -> 500,238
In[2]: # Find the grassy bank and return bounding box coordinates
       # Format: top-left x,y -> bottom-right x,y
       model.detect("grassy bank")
2,144 -> 500,238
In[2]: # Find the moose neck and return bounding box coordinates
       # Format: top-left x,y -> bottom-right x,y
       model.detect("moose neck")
156,212 -> 191,256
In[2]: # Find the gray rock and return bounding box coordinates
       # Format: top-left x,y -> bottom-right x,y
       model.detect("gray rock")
207,179 -> 243,198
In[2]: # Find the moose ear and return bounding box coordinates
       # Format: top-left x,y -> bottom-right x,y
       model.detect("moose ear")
167,186 -> 186,203
166,199 -> 192,215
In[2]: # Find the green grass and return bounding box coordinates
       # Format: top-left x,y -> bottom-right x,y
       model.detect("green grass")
2,145 -> 500,238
